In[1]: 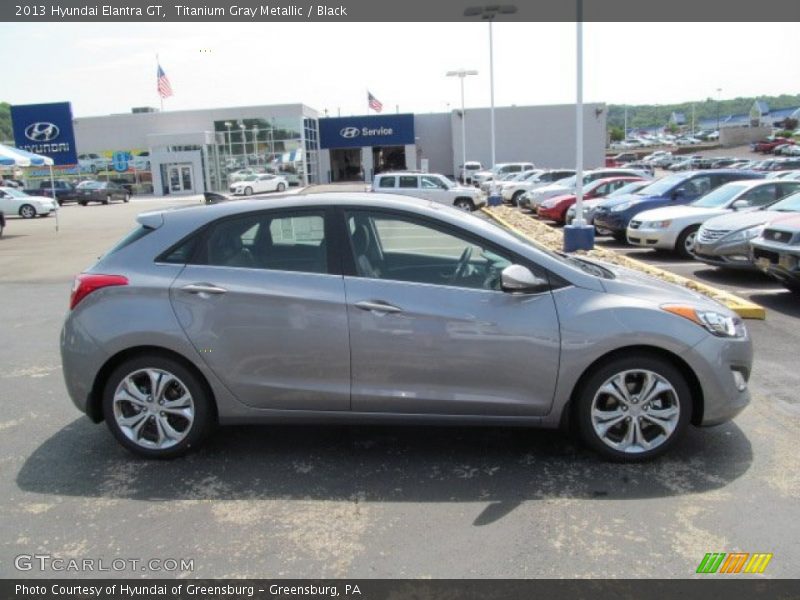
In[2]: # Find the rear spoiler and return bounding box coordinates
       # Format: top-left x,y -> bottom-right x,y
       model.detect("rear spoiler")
136,211 -> 165,230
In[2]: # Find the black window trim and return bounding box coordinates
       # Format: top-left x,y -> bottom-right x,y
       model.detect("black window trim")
332,205 -> 556,291
155,206 -> 344,276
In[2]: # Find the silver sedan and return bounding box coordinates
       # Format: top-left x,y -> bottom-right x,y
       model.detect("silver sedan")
61,193 -> 752,461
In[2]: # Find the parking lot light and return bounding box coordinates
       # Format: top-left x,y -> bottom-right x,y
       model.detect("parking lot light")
446,69 -> 479,183
464,5 -> 517,204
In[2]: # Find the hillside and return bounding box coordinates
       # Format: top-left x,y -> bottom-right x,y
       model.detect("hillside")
608,94 -> 800,131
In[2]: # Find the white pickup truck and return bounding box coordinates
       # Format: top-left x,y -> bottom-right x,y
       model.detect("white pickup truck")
371,172 -> 485,211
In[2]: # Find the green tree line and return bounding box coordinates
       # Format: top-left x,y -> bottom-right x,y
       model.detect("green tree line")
0,102 -> 12,142
608,94 -> 800,131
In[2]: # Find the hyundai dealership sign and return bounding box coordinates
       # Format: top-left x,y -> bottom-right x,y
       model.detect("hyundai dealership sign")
319,114 -> 414,149
10,102 -> 78,166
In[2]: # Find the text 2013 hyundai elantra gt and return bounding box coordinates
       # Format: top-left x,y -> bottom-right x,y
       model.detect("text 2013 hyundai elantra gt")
61,194 -> 752,461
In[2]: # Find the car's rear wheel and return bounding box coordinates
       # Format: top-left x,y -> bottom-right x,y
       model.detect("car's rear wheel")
454,198 -> 474,212
575,354 -> 692,462
103,355 -> 215,459
103,194 -> 111,205
123,193 -> 130,203
676,225 -> 699,259
19,204 -> 36,219
277,183 -> 286,192
79,201 -> 87,206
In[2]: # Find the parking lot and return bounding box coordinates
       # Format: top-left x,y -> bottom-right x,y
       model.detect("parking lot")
1,194 -> 799,579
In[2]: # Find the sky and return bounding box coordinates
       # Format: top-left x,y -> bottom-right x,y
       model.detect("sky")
0,22 -> 797,117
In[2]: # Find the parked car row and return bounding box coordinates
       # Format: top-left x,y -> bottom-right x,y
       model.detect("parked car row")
516,167 -> 800,292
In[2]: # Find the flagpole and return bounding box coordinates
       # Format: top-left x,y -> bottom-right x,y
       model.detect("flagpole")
157,53 -> 163,112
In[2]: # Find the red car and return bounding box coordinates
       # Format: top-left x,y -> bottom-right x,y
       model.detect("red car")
754,138 -> 794,153
536,176 -> 645,224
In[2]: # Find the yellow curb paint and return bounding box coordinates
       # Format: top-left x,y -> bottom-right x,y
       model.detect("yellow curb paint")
481,208 -> 766,321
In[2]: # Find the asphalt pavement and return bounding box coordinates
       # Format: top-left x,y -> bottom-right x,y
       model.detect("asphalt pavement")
1,194 -> 798,579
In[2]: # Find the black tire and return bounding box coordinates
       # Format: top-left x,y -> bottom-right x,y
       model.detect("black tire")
103,195 -> 111,205
79,201 -> 87,206
454,198 -> 475,212
102,354 -> 216,459
574,353 -> 692,462
612,231 -> 627,243
277,183 -> 286,192
781,280 -> 800,294
19,204 -> 36,219
675,225 -> 699,259
123,193 -> 130,203
245,186 -> 253,196
511,190 -> 525,206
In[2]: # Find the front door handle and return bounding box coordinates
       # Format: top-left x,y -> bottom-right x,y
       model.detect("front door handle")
355,300 -> 403,314
180,283 -> 228,295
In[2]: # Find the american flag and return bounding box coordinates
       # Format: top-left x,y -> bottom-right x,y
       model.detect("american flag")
367,91 -> 383,113
157,64 -> 173,99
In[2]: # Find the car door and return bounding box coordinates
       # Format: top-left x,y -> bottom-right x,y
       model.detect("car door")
419,174 -> 446,204
169,207 -> 351,411
396,175 -> 421,199
341,208 -> 561,417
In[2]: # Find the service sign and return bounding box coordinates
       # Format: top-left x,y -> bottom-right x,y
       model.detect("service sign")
319,113 -> 415,149
10,102 -> 78,166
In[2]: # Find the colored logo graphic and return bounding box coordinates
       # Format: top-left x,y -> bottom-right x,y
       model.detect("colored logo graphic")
696,552 -> 773,574
24,122 -> 60,142
339,127 -> 360,139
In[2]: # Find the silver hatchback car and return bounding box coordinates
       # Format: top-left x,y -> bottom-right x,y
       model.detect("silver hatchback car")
61,194 -> 752,461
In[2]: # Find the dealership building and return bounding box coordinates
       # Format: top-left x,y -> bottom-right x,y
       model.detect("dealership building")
11,101 -> 607,196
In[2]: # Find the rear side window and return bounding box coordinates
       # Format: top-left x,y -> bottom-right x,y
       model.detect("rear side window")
378,176 -> 395,188
398,176 -> 417,189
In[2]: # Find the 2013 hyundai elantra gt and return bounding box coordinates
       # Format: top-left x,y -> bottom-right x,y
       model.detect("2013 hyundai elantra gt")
60,193 -> 752,461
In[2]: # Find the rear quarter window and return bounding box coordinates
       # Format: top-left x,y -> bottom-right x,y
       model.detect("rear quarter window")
103,226 -> 155,258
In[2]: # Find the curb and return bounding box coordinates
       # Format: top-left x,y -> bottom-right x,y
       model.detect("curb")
481,208 -> 766,320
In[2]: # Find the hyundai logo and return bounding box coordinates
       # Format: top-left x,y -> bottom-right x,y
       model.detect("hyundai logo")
340,127 -> 360,139
24,122 -> 60,142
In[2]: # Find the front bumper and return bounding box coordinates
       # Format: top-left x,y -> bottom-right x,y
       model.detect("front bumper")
693,239 -> 756,269
593,211 -> 628,234
626,225 -> 675,250
751,239 -> 800,285
685,331 -> 753,426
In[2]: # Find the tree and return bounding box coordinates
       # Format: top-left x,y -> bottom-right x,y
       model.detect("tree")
609,126 -> 624,142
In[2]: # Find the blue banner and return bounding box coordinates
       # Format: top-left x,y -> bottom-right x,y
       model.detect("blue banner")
319,114 -> 415,149
10,102 -> 78,166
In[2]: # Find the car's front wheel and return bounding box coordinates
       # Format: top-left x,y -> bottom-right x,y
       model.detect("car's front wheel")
575,354 -> 692,461
245,186 -> 253,196
123,193 -> 130,203
103,194 -> 111,205
454,198 -> 474,211
19,204 -> 36,219
103,355 -> 215,459
676,225 -> 699,259
511,190 -> 525,206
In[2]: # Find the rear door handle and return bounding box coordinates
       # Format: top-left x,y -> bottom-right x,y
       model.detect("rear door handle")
180,283 -> 228,295
355,300 -> 403,314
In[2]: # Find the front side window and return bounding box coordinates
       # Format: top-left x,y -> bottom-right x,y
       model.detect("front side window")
739,184 -> 777,207
200,211 -> 327,273
420,175 -> 444,190
345,210 -> 513,291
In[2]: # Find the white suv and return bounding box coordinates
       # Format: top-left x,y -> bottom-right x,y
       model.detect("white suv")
472,162 -> 536,187
371,172 -> 485,211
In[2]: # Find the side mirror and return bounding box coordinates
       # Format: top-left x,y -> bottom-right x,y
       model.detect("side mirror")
501,265 -> 549,294
731,199 -> 749,210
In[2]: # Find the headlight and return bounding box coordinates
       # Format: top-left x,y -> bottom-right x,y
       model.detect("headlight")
645,220 -> 672,229
723,225 -> 764,243
661,304 -> 745,338
611,201 -> 635,212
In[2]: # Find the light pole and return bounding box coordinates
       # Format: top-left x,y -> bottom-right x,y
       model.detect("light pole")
464,4 -> 516,205
224,121 -> 233,162
239,123 -> 246,166
716,87 -> 722,132
252,125 -> 258,163
563,0 -> 594,252
446,69 -> 479,183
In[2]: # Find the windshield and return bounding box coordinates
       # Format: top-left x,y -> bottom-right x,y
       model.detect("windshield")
2,188 -> 28,198
691,183 -> 748,208
636,174 -> 686,196
608,181 -> 646,197
770,192 -> 800,212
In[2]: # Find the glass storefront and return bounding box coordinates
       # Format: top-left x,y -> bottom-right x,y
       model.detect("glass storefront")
212,116 -> 318,190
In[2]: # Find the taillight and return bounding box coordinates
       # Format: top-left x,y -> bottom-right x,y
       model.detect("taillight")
70,274 -> 128,310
